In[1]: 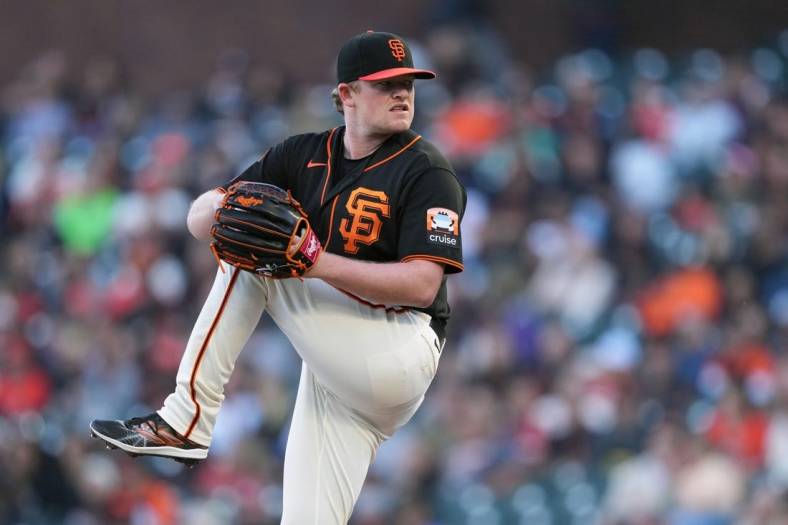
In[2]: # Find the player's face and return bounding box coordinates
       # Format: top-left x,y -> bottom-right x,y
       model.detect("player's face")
354,75 -> 416,135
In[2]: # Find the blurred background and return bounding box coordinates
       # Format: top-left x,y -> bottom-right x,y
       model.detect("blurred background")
1,1 -> 788,524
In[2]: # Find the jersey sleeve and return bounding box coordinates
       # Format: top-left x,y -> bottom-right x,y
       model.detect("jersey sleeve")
218,139 -> 290,191
397,167 -> 466,274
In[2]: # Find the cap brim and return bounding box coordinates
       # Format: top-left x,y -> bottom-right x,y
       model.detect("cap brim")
358,68 -> 436,81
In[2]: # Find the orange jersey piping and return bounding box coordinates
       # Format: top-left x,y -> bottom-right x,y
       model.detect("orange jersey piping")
320,128 -> 338,205
363,135 -> 422,172
400,254 -> 464,271
323,195 -> 339,247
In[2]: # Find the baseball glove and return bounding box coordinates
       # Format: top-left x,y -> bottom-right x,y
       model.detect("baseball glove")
210,182 -> 322,278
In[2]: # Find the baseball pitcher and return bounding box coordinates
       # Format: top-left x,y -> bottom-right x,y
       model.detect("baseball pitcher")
90,31 -> 465,524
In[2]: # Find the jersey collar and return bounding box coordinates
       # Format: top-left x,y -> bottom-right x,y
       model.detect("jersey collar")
320,126 -> 422,207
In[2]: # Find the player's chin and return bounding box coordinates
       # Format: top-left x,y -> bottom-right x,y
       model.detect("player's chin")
385,114 -> 413,133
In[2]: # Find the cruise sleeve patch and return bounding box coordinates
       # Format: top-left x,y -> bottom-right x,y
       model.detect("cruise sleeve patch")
426,208 -> 460,247
397,168 -> 465,274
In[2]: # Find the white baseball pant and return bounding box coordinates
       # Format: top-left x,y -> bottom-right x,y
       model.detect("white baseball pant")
158,265 -> 442,524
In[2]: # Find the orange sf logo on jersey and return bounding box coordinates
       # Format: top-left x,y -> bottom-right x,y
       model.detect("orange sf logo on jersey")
339,188 -> 390,254
388,39 -> 406,62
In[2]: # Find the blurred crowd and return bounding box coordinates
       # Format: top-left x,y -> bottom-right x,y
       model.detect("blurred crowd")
2,20 -> 788,525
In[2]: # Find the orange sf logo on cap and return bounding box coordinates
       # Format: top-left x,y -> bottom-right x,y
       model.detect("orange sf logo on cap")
388,39 -> 406,62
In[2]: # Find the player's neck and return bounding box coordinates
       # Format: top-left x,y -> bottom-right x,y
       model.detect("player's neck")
342,127 -> 390,160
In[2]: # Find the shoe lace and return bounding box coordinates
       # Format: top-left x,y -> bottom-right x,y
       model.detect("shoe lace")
126,413 -> 194,446
127,413 -> 162,433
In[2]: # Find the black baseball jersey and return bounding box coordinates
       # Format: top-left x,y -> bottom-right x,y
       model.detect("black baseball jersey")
221,126 -> 466,335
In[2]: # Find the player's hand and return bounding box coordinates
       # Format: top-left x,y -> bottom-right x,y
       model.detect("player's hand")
210,182 -> 322,278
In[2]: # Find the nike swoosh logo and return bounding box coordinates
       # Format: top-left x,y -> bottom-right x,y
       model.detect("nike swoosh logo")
307,160 -> 327,168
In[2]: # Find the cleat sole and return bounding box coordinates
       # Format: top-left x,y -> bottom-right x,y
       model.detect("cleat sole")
89,421 -> 208,465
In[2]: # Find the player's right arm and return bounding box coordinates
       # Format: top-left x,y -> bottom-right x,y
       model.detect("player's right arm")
187,189 -> 225,241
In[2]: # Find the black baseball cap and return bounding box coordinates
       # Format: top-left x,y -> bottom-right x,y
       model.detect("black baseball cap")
337,31 -> 436,84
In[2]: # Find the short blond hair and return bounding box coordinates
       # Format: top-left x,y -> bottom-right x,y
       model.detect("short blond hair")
331,81 -> 360,114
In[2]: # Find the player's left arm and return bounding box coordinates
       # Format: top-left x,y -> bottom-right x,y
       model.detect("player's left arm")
307,166 -> 465,308
306,256 -> 443,308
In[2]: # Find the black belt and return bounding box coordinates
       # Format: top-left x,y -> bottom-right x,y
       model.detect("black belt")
429,317 -> 446,352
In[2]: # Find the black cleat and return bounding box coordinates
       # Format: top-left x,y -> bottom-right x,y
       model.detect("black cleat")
90,413 -> 208,464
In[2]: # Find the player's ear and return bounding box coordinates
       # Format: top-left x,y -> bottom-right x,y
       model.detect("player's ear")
337,83 -> 357,108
